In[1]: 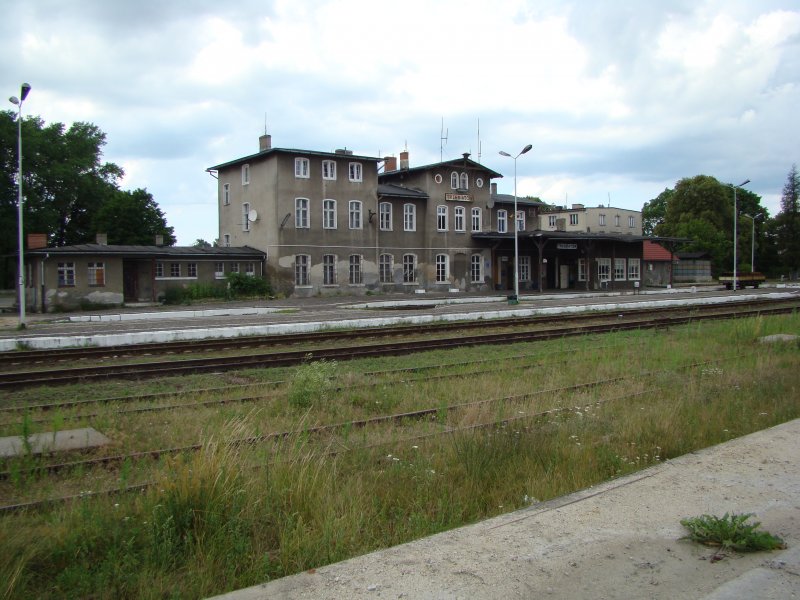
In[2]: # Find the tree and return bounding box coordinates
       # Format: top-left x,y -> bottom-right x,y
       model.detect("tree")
774,164 -> 800,278
193,239 -> 212,248
642,188 -> 672,236
92,188 -> 176,246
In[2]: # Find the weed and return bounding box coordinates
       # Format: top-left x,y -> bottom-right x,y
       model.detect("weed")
287,358 -> 338,409
680,513 -> 786,553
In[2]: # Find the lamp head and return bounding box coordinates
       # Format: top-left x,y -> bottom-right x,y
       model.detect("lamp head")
20,83 -> 31,102
739,179 -> 750,187
499,150 -> 511,157
9,96 -> 20,106
521,144 -> 533,155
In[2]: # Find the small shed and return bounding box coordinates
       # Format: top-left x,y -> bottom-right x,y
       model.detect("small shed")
643,241 -> 675,287
674,251 -> 713,283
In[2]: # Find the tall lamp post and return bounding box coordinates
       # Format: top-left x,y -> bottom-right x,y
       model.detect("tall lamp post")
499,144 -> 532,303
731,179 -> 750,293
9,83 -> 31,328
741,212 -> 761,272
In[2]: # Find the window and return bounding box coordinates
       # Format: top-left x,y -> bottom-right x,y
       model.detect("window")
188,263 -> 198,278
569,213 -> 579,226
223,183 -> 230,206
295,255 -> 309,286
295,197 -> 309,228
403,254 -> 417,283
471,207 -> 482,232
170,263 -> 181,277
323,199 -> 337,229
460,172 -> 468,190
295,157 -> 310,178
476,177 -> 484,188
450,171 -> 459,189
471,254 -> 482,283
403,203 -> 416,231
437,205 -> 448,231
597,258 -> 611,281
548,215 -> 557,227
245,262 -> 255,276
454,206 -> 465,232
349,200 -> 362,229
214,262 -> 224,278
349,254 -> 362,284
614,258 -> 626,280
516,210 -> 525,232
599,213 -> 606,226
379,202 -> 392,231
155,262 -> 164,278
519,256 -> 531,282
615,215 -> 621,227
435,254 -> 449,283
578,258 -> 587,282
87,262 -> 105,286
242,202 -> 251,231
497,209 -> 507,233
629,216 -> 636,228
348,162 -> 362,182
230,262 -> 239,274
323,254 -> 337,285
241,164 -> 250,185
222,234 -> 231,247
58,262 -> 75,287
322,160 -> 336,180
379,254 -> 393,283
628,258 -> 641,280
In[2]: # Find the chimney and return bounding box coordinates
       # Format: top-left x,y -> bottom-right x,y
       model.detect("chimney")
27,233 -> 47,249
490,182 -> 498,196
399,150 -> 409,170
462,152 -> 470,160
96,233 -> 108,245
335,148 -> 354,155
155,234 -> 164,246
384,156 -> 397,172
259,134 -> 272,152
571,203 -> 584,210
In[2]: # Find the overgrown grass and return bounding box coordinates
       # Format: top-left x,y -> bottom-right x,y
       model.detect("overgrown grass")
1,314 -> 798,598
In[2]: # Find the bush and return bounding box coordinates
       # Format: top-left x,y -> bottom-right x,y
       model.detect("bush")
226,273 -> 272,298
287,358 -> 338,408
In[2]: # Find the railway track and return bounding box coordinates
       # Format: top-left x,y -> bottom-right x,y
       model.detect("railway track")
1,300 -> 797,390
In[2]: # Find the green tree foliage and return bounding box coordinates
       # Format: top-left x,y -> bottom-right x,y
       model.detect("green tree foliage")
642,188 -> 671,236
92,188 -> 176,246
774,164 -> 800,277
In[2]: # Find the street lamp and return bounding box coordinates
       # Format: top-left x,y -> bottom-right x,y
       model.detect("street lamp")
499,144 -> 532,303
9,82 -> 31,328
731,179 -> 749,293
741,212 -> 761,272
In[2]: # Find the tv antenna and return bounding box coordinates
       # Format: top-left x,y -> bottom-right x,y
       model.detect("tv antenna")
440,117 -> 448,162
477,118 -> 482,163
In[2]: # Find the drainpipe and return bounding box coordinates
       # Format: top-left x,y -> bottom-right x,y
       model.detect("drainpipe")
40,253 -> 48,313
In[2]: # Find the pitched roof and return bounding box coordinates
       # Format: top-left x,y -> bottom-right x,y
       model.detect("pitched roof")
381,155 -> 502,179
377,183 -> 429,200
208,148 -> 381,172
643,241 -> 674,261
26,244 -> 266,259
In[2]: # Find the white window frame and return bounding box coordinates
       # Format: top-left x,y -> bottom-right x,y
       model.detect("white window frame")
471,207 -> 482,232
348,162 -> 362,182
548,215 -> 557,227
614,258 -> 626,280
295,157 -> 310,179
437,205 -> 448,231
323,254 -> 337,285
349,254 -> 363,285
322,160 -> 336,180
597,258 -> 611,282
569,213 -> 579,226
188,262 -> 198,278
295,255 -> 310,286
454,206 -> 465,232
379,254 -> 393,283
516,210 -> 525,232
223,183 -> 230,206
349,200 -> 362,229
379,202 -> 392,231
615,215 -> 621,227
459,172 -> 468,190
241,164 -> 250,185
242,202 -> 251,232
245,262 -> 255,276
214,262 -> 224,278
450,171 -> 459,189
628,258 -> 641,281
497,209 -> 507,234
470,254 -> 482,283
323,199 -> 337,229
170,263 -> 181,278
435,254 -> 449,283
519,256 -> 531,282
222,233 -> 231,247
629,216 -> 636,228
578,258 -> 587,282
87,262 -> 105,286
403,203 -> 416,232
295,197 -> 310,229
403,254 -> 417,283
155,262 -> 164,278
599,213 -> 606,226
230,262 -> 239,274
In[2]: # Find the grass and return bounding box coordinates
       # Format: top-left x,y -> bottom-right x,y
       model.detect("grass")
0,313 -> 798,598
681,513 -> 786,553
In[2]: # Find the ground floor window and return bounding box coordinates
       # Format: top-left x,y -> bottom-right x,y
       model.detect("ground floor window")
245,262 -> 255,276
470,254 -> 482,283
435,254 -> 449,283
230,262 -> 240,274
379,254 -> 393,283
87,262 -> 105,286
578,258 -> 586,282
214,262 -> 224,278
614,258 -> 626,280
58,262 -> 75,287
323,254 -> 337,285
295,255 -> 309,286
188,263 -> 198,278
349,254 -> 362,284
403,254 -> 417,283
519,256 -> 531,282
628,258 -> 641,280
597,258 -> 611,281
170,263 -> 181,278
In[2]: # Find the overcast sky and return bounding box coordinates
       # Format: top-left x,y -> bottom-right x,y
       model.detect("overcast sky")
3,0 -> 799,245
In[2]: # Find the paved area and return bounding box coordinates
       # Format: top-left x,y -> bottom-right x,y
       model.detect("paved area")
0,428 -> 110,458
211,419 -> 800,600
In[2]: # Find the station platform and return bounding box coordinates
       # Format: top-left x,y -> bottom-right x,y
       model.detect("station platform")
210,419 -> 800,600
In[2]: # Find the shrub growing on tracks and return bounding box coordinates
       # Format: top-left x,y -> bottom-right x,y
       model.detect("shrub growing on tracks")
288,358 -> 338,409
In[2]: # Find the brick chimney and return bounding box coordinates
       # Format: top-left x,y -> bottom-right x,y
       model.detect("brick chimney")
259,134 -> 272,152
399,150 -> 409,170
96,233 -> 108,245
384,156 -> 397,171
27,233 -> 47,249
155,234 -> 164,246
491,182 -> 498,196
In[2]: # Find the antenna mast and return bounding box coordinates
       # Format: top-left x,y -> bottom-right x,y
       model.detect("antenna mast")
440,117 -> 448,162
477,118 -> 481,163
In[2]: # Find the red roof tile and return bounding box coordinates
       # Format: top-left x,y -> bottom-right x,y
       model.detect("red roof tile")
643,241 -> 674,261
